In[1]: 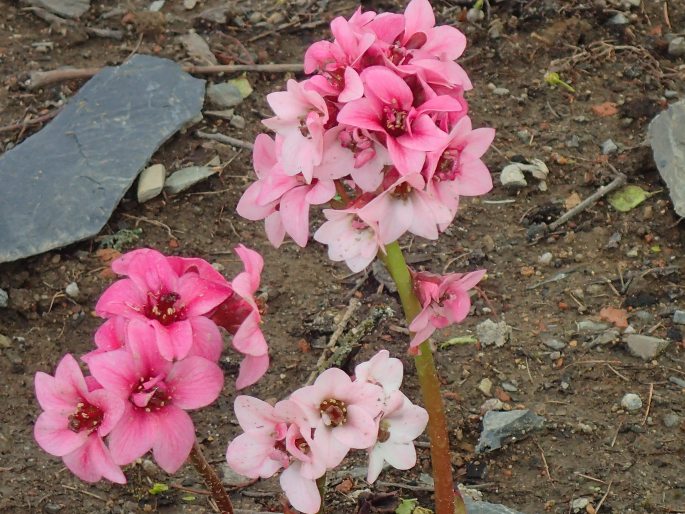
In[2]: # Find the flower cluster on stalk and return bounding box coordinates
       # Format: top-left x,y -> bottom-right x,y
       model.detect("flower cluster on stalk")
226,350 -> 428,513
238,0 -> 495,272
34,246 -> 268,483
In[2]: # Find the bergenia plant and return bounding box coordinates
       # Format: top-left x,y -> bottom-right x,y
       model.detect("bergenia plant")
236,1 -> 494,512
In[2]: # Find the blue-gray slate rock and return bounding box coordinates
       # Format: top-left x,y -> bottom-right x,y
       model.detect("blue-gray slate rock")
476,409 -> 545,453
0,55 -> 205,263
649,100 -> 685,217
464,498 -> 525,514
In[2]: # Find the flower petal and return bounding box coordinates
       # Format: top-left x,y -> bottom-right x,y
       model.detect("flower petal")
280,463 -> 321,514
108,405 -> 157,466
34,410 -> 89,456
236,353 -> 270,390
62,434 -> 126,484
166,357 -> 223,410
151,407 -> 195,474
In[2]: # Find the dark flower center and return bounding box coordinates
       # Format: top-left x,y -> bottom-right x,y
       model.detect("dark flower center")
383,106 -> 408,138
145,291 -> 186,326
133,377 -> 172,412
435,150 -> 461,182
320,398 -> 348,427
377,420 -> 391,443
391,181 -> 413,200
68,401 -> 104,433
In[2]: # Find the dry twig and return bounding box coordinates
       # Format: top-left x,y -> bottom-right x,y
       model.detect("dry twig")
196,131 -> 254,151
642,383 -> 654,425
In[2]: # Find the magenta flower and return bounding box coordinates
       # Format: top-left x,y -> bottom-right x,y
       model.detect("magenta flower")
366,391 -> 428,484
88,321 -> 224,473
95,248 -> 232,361
337,66 -> 461,174
408,269 -> 486,350
34,354 -> 126,484
277,368 -> 384,469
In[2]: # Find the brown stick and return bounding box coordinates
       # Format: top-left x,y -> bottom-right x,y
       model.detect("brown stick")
196,130 -> 255,150
0,109 -> 61,134
188,441 -> 234,514
28,63 -> 304,90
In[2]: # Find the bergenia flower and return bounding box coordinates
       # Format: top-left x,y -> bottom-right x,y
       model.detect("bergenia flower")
88,321 -> 224,473
95,248 -> 232,361
408,269 -> 486,350
34,354 -> 126,484
354,349 -> 403,395
366,391 -> 428,484
211,245 -> 270,389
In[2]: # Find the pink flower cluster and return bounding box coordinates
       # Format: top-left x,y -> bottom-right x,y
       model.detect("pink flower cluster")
35,246 -> 270,483
226,350 -> 428,513
238,0 -> 494,272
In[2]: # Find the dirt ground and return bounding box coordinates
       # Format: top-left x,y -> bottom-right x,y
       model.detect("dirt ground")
1,0 -> 685,512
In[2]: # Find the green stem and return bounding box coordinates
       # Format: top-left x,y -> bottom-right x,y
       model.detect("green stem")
380,242 -> 467,514
315,473 -> 327,514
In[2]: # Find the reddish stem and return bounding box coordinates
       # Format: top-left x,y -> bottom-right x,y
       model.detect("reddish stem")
188,441 -> 234,514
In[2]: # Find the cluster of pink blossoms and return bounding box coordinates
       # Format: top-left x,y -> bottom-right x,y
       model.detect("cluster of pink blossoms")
226,350 -> 428,513
34,246 -> 269,483
238,0 -> 495,272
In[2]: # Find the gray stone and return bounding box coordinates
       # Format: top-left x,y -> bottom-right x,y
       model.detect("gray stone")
65,282 -> 79,299
164,166 -> 216,194
566,135 -> 580,148
476,409 -> 544,453
478,378 -> 493,396
668,36 -> 685,57
137,164 -> 166,203
576,320 -> 610,332
670,376 -> 685,388
538,252 -> 553,265
501,382 -> 518,392
607,12 -> 630,25
665,90 -> 679,99
27,0 -> 89,18
621,392 -> 642,411
0,55 -> 205,263
601,138 -> 618,155
179,31 -> 217,65
571,498 -> 590,512
673,310 -> 685,325
663,412 -> 680,428
648,100 -> 685,217
624,333 -> 669,360
493,87 -> 510,96
480,398 -> 504,414
476,319 -> 512,347
230,114 -> 246,129
542,337 -> 566,350
464,498 -> 524,514
207,82 -> 247,108
43,503 -> 63,514
0,334 -> 11,349
0,288 -> 7,308
221,463 -> 253,486
500,165 -> 527,188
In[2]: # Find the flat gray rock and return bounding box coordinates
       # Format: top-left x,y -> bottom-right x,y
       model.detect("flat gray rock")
27,0 -> 90,18
164,165 -> 216,194
624,333 -> 669,360
476,409 -> 544,453
648,100 -> 685,217
0,55 -> 205,263
464,498 -> 525,514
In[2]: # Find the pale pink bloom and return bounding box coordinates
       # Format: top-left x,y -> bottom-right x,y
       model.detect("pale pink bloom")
337,66 -> 460,174
425,116 -> 495,196
226,396 -> 289,478
313,206 -> 382,273
366,392 -> 428,484
262,80 -> 330,182
88,321 -> 224,473
34,354 -> 126,484
354,349 -> 403,396
211,245 -> 270,389
360,172 -> 453,244
277,368 -> 384,469
96,248 -> 231,361
408,269 -> 486,350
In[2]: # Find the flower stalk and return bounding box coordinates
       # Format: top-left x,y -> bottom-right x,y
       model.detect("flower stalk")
188,441 -> 234,514
380,242 -> 466,514
315,474 -> 327,514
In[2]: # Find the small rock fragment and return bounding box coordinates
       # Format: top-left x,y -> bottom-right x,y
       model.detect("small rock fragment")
624,333 -> 669,360
542,337 -> 566,350
493,87 -> 510,96
179,32 -> 218,65
478,378 -> 493,396
230,115 -> 246,129
571,498 -> 589,512
137,163 -> 166,203
607,12 -> 629,25
207,80 -> 252,108
673,310 -> 685,325
476,409 -> 545,453
663,412 -> 680,428
601,138 -> 618,155
621,393 -> 642,411
65,282 -> 80,299
43,503 -> 63,514
668,37 -> 685,58
669,376 -> 685,388
0,288 -> 7,308
183,0 -> 197,9
500,165 -> 527,188
576,320 -> 609,332
480,398 -> 505,414
476,319 -> 512,347
463,497 -> 524,514
165,166 -> 217,194
538,252 -> 553,265
0,334 -> 11,349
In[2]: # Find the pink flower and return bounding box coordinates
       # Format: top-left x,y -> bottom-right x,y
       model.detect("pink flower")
277,368 -> 384,469
337,66 -> 461,174
211,245 -> 270,389
96,248 -> 232,361
88,321 -> 224,473
313,206 -> 382,272
226,396 -> 289,479
354,349 -> 403,395
426,116 -> 495,196
366,392 -> 428,484
262,80 -> 330,182
360,172 -> 452,244
34,354 -> 126,484
408,269 -> 486,350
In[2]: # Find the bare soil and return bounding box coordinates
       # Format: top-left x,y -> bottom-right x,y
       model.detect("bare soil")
1,0 -> 684,513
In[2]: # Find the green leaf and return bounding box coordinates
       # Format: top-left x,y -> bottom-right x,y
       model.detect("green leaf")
228,77 -> 253,99
396,498 -> 418,514
439,335 -> 477,350
608,185 -> 649,212
148,483 -> 169,495
414,508 -> 434,514
181,495 -> 196,502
